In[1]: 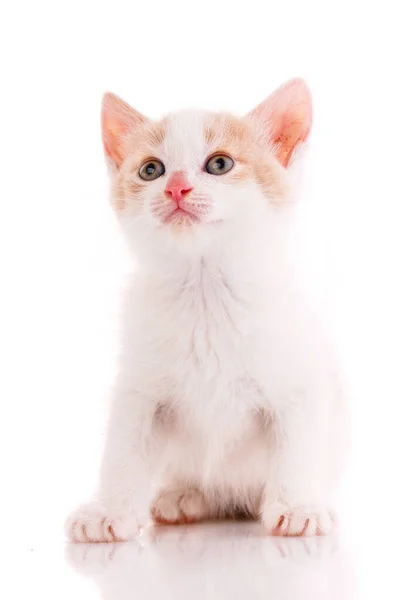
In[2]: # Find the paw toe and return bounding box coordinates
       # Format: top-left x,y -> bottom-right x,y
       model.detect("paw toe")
66,504 -> 138,543
151,489 -> 208,525
262,503 -> 334,537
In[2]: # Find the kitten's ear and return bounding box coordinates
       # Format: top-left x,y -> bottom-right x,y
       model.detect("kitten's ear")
102,92 -> 147,169
248,78 -> 312,167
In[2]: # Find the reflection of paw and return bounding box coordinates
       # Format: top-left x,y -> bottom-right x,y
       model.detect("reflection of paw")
65,503 -> 139,543
65,539 -> 142,578
151,489 -> 208,525
65,542 -> 119,575
262,503 -> 335,537
271,533 -> 337,560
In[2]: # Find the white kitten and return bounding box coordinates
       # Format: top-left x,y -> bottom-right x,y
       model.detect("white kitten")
66,79 -> 345,542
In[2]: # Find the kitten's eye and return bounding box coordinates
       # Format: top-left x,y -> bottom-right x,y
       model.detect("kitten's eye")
139,159 -> 165,181
205,154 -> 234,175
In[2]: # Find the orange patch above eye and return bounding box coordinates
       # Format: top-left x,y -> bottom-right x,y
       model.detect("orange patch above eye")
203,112 -> 287,200
203,114 -> 254,171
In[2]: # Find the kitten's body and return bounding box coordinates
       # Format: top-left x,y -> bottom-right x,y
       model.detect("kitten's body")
67,80 -> 345,542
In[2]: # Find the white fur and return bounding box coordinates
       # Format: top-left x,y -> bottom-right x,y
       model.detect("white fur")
66,110 -> 345,542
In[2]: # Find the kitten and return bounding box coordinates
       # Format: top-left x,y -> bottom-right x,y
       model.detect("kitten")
66,79 -> 345,542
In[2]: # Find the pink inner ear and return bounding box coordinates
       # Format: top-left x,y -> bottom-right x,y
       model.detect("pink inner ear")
250,79 -> 312,167
102,93 -> 147,168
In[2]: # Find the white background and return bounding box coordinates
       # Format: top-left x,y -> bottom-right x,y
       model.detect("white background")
1,1 -> 399,598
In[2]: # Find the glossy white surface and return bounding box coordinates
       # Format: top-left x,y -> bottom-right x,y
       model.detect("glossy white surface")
66,523 -> 349,600
12,518 -> 400,600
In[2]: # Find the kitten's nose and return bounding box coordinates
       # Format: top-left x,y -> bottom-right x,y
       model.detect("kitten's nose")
165,171 -> 193,205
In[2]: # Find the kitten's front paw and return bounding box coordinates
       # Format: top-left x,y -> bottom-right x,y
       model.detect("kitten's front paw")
151,489 -> 209,525
262,503 -> 335,537
65,502 -> 140,543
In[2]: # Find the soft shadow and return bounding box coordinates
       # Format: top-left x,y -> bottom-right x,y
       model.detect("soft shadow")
65,521 -> 355,599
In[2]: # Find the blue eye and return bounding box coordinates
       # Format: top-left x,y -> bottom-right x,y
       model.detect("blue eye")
205,154 -> 234,175
139,159 -> 165,181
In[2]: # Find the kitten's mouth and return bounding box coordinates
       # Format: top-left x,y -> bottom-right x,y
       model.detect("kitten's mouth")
163,207 -> 201,225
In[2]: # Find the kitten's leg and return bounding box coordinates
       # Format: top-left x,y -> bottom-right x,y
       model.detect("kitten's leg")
66,388 -> 158,543
151,487 -> 210,525
261,395 -> 336,537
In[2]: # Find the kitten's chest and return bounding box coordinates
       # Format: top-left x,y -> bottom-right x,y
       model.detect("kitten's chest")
156,268 -> 261,382
137,265 -> 271,423
145,269 -> 269,450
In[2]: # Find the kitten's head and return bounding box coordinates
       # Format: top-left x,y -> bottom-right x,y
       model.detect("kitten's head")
101,79 -> 312,260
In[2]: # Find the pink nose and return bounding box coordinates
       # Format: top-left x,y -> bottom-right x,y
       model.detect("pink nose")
165,172 -> 193,205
